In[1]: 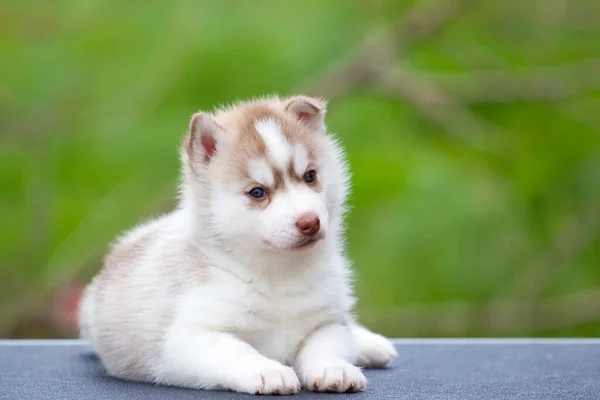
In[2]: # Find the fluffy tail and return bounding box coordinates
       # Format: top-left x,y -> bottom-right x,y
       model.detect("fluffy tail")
77,284 -> 94,341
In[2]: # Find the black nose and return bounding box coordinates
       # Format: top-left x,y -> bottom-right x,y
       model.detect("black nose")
295,212 -> 320,236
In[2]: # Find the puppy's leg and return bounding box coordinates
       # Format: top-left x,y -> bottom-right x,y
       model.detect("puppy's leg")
295,324 -> 366,393
352,324 -> 397,368
155,329 -> 300,395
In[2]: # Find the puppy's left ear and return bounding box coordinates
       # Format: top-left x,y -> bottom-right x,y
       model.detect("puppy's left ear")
284,95 -> 327,131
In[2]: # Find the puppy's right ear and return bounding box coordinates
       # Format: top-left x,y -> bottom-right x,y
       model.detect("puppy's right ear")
284,95 -> 327,131
184,112 -> 225,165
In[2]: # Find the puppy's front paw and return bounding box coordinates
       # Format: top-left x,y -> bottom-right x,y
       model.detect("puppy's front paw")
354,329 -> 397,369
234,361 -> 300,395
301,362 -> 366,393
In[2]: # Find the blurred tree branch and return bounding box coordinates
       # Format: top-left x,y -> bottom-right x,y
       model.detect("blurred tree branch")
296,0 -> 599,156
296,0 -> 476,99
420,58 -> 600,104
372,58 -> 600,152
374,66 -> 508,153
296,0 -> 501,153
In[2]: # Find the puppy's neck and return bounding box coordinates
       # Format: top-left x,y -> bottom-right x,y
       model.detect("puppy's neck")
194,235 -> 333,292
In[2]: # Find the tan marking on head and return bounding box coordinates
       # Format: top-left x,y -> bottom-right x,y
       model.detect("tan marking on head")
212,103 -> 274,182
270,164 -> 285,192
197,97 -> 327,201
287,159 -> 303,184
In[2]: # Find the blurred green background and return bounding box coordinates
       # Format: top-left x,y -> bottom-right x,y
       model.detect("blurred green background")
1,0 -> 599,339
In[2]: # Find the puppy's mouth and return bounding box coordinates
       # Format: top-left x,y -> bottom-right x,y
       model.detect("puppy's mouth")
292,237 -> 320,250
264,235 -> 323,251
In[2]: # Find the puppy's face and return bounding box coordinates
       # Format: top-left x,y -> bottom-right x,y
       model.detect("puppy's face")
183,96 -> 346,253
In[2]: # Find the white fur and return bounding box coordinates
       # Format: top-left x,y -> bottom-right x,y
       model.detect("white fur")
293,144 -> 309,177
249,159 -> 274,187
254,118 -> 290,170
79,97 -> 397,395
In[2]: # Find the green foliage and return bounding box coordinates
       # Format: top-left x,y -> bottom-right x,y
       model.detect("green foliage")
1,0 -> 599,338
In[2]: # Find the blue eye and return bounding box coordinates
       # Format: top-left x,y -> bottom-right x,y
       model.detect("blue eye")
248,187 -> 267,199
304,170 -> 317,184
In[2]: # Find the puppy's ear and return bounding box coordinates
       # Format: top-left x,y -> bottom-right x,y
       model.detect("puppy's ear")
284,95 -> 327,131
184,112 -> 225,165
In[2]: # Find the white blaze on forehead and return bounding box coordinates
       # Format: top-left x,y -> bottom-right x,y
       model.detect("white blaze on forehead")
248,159 -> 274,187
293,144 -> 309,177
254,118 -> 291,170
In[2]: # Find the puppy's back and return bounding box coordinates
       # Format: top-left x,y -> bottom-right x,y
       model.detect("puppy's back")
78,216 -> 175,381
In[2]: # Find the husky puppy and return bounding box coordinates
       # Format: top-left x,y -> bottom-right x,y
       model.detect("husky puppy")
79,95 -> 397,395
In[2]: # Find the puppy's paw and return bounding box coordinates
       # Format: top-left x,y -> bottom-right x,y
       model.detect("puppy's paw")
301,362 -> 366,393
234,361 -> 300,395
354,328 -> 397,369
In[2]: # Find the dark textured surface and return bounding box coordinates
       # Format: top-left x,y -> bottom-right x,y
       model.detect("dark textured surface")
1,339 -> 600,400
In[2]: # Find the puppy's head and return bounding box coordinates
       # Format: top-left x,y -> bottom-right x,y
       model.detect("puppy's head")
181,95 -> 349,254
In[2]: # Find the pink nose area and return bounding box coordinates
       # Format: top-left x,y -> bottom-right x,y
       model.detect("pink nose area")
295,212 -> 320,236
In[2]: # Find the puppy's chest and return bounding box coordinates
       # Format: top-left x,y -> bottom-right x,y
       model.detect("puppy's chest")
238,287 -> 341,363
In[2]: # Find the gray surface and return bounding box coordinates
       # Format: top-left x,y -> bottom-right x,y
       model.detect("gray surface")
1,339 -> 599,399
